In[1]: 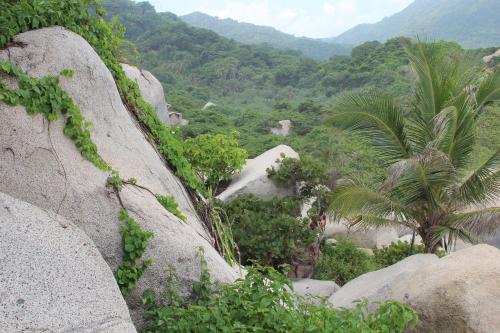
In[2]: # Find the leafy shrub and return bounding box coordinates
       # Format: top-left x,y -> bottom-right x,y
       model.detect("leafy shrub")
314,240 -> 375,286
267,155 -> 330,196
143,255 -> 418,333
373,241 -> 424,268
224,194 -> 317,267
115,209 -> 154,295
185,131 -> 247,192
156,195 -> 187,222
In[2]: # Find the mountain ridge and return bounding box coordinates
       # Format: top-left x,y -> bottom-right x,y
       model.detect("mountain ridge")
180,11 -> 351,60
327,0 -> 500,48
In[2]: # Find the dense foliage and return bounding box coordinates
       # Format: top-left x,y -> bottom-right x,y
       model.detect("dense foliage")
184,132 -> 247,192
143,255 -> 418,333
373,241 -> 425,268
224,194 -> 317,267
329,42 -> 500,253
102,0 -> 498,192
314,240 -> 375,286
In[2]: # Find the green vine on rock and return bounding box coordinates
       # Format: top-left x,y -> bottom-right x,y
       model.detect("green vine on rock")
115,208 -> 154,295
0,61 -> 110,171
156,195 -> 187,222
1,0 -> 203,193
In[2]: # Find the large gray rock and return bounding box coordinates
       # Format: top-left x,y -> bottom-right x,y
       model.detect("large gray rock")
0,192 -> 136,332
324,219 -> 400,249
391,245 -> 500,333
0,27 -> 237,328
330,245 -> 500,333
121,63 -> 170,125
329,254 -> 439,308
217,145 -> 299,202
293,279 -> 340,301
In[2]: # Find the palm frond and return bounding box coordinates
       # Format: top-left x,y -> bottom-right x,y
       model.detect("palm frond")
449,207 -> 500,237
329,181 -> 409,222
455,150 -> 500,206
474,71 -> 500,115
388,148 -> 456,208
328,93 -> 410,165
406,42 -> 464,152
430,225 -> 477,248
351,214 -> 417,232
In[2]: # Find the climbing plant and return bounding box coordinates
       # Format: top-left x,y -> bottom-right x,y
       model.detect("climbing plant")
0,0 -> 203,192
157,195 -> 187,222
115,209 -> 154,295
0,62 -> 110,171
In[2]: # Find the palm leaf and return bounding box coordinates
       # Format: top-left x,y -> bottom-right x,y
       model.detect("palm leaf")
449,207 -> 500,237
474,71 -> 500,116
328,93 -> 410,165
455,150 -> 500,206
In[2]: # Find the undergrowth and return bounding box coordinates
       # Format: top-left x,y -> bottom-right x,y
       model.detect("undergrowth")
143,251 -> 418,333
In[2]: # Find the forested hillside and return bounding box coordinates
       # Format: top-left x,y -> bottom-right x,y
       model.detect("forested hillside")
329,0 -> 500,48
103,0 -> 499,186
180,12 -> 351,60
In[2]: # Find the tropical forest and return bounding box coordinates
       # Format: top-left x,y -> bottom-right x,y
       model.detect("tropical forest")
0,0 -> 499,332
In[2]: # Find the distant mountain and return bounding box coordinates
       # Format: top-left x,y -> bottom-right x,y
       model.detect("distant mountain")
180,12 -> 351,60
327,0 -> 500,48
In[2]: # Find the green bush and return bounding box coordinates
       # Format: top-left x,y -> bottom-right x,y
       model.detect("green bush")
314,240 -> 375,286
373,241 -> 425,268
185,131 -> 247,192
143,255 -> 418,333
224,194 -> 317,267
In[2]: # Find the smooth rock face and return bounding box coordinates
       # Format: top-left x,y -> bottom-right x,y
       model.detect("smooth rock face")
324,220 -> 399,249
0,27 -> 237,328
329,254 -> 439,308
330,245 -> 500,333
217,145 -> 299,202
293,279 -> 340,300
391,245 -> 500,333
0,192 -> 137,333
121,63 -> 170,125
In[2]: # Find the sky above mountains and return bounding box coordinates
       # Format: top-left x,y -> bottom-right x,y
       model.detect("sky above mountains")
145,0 -> 414,38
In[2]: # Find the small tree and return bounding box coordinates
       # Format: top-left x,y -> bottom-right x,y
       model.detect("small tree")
328,42 -> 500,253
185,131 -> 247,192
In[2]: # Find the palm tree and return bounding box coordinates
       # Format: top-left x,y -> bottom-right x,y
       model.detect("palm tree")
328,42 -> 500,253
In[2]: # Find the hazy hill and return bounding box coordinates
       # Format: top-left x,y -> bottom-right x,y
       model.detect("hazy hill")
327,0 -> 500,48
181,12 -> 351,59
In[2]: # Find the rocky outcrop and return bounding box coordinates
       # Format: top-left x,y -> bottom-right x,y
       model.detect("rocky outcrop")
169,111 -> 189,126
202,101 -> 216,110
293,279 -> 340,301
324,220 -> 399,249
329,254 -> 439,308
121,63 -> 170,125
270,120 -> 292,136
0,192 -> 137,332
217,145 -> 299,202
330,245 -> 500,333
483,48 -> 500,63
0,26 -> 237,328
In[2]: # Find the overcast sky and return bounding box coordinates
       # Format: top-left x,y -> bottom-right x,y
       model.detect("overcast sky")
144,0 -> 415,38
